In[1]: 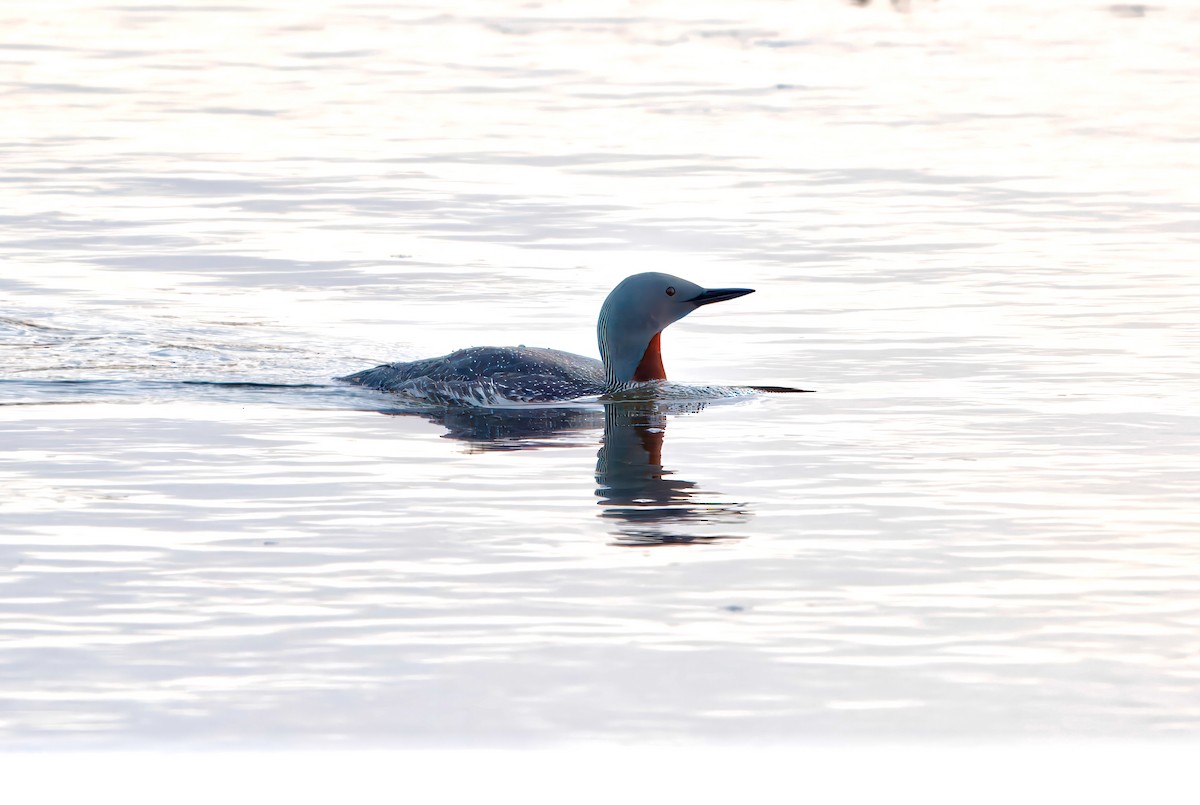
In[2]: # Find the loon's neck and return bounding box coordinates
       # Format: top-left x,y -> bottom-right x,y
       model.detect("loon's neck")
632,331 -> 666,382
600,331 -> 666,392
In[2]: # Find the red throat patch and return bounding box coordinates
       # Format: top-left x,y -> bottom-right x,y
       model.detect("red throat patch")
632,331 -> 667,382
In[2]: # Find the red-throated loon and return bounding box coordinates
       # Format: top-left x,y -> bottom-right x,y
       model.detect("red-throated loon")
337,272 -> 754,406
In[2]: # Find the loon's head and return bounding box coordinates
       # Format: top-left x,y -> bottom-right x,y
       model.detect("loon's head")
596,272 -> 754,387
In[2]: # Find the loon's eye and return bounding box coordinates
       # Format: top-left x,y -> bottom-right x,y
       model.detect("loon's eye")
665,286 -> 676,296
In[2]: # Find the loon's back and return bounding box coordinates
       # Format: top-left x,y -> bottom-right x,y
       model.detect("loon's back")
338,346 -> 606,406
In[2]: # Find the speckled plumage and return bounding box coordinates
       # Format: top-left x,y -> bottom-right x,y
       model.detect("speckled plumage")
338,346 -> 607,406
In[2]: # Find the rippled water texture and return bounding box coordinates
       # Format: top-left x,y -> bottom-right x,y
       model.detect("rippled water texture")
2,0 -> 1199,747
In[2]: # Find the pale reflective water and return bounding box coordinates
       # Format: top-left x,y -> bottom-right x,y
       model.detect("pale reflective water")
2,0 -> 1200,747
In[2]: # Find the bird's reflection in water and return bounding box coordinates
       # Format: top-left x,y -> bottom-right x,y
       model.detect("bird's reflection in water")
595,401 -> 749,547
379,405 -> 604,452
379,400 -> 750,546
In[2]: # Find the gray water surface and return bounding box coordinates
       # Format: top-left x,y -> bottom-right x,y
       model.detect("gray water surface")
2,0 -> 1200,747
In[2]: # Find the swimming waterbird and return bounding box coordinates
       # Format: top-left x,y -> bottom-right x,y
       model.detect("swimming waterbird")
339,272 -> 768,406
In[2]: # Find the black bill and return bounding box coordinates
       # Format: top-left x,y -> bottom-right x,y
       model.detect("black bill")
687,287 -> 755,306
